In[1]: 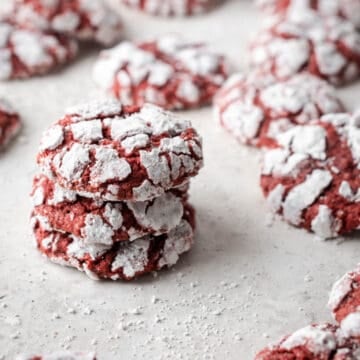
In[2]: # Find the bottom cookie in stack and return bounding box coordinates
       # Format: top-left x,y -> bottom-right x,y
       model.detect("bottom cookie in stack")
30,176 -> 195,281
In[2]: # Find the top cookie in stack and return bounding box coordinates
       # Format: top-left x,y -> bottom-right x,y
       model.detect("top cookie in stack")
31,100 -> 204,281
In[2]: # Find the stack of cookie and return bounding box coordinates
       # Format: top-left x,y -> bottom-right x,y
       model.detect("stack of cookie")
30,100 -> 203,281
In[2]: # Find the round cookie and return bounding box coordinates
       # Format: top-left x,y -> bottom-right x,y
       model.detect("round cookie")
37,100 -> 203,201
329,265 -> 360,323
255,0 -> 360,29
250,12 -> 360,86
11,0 -> 123,45
121,0 -> 210,16
260,112 -> 360,239
31,205 -> 195,281
255,323 -> 339,360
214,72 -> 344,148
93,34 -> 228,110
0,18 -> 78,80
16,352 -> 96,360
0,99 -> 21,149
31,174 -> 188,245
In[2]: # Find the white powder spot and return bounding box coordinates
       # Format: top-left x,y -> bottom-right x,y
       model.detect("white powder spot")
82,214 -> 114,245
276,125 -> 327,160
70,120 -> 103,142
57,144 -> 90,181
140,149 -> 170,186
111,240 -> 150,277
266,184 -> 285,212
283,170 -> 332,225
339,312 -> 360,338
103,203 -> 123,230
127,192 -> 183,232
90,147 -> 131,185
282,325 -> 337,354
40,125 -> 64,151
311,205 -> 339,239
328,269 -> 357,312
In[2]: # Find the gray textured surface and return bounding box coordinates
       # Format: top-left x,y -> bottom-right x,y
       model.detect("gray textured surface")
1,0 -> 360,359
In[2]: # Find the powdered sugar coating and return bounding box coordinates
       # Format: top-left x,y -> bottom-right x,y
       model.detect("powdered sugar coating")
37,100 -> 203,201
121,0 -> 210,16
256,0 -> 360,29
0,98 -> 22,149
256,321 -> 360,360
256,323 -> 338,359
0,18 -> 78,80
11,0 -> 123,45
261,113 -> 360,239
31,174 -> 187,244
328,265 -> 360,322
214,72 -> 344,147
31,206 -> 195,281
93,34 -> 228,110
250,12 -> 360,85
16,351 -> 96,360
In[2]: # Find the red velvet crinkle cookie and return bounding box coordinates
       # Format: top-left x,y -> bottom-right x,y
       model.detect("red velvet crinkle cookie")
255,321 -> 360,360
31,205 -> 195,281
255,0 -> 360,29
250,12 -> 360,86
93,34 -> 228,110
261,112 -> 360,239
11,0 -> 123,45
0,99 -> 21,149
16,352 -> 96,360
0,18 -> 78,80
121,0 -> 210,16
31,174 -> 188,245
37,100 -> 203,201
256,323 -> 339,359
214,72 -> 344,148
328,265 -> 360,323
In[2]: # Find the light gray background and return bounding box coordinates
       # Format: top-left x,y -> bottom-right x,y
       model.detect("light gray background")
1,0 -> 360,359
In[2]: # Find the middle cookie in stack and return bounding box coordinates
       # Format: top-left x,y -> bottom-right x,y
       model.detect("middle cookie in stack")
31,100 -> 204,281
